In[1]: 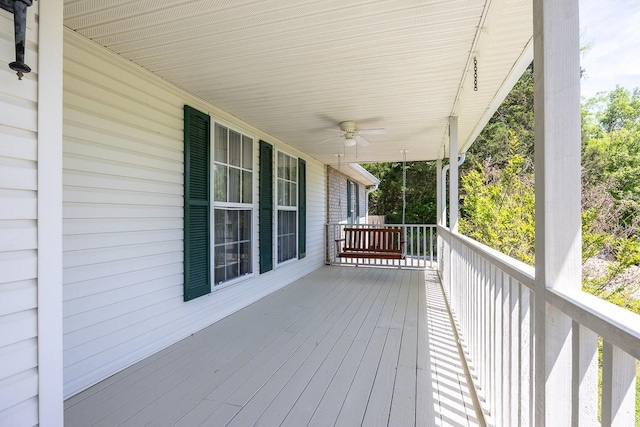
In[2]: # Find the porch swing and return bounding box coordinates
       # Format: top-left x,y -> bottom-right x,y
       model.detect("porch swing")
335,151 -> 406,260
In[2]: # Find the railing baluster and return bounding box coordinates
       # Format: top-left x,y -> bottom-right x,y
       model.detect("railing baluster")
520,284 -> 532,426
510,279 -> 520,426
495,267 -> 503,424
502,272 -> 511,425
601,341 -> 636,426
572,323 -> 598,426
410,226 -> 414,267
473,250 -> 478,371
481,258 -> 488,403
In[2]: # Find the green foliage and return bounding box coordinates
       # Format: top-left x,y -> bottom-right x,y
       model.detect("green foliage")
581,208 -> 612,262
581,86 -> 640,319
459,132 -> 535,264
363,161 -> 438,224
583,235 -> 640,315
456,66 -> 537,267
583,87 -> 640,236
462,65 -> 534,174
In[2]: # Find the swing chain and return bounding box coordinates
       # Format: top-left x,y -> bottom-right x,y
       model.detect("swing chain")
473,57 -> 478,91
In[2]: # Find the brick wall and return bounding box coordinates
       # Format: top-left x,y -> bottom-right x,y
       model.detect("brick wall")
326,166 -> 368,224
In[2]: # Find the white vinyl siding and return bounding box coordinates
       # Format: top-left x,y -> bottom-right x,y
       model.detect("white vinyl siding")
0,6 -> 39,426
62,29 -> 326,398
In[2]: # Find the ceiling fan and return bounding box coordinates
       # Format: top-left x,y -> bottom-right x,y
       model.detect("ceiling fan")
318,121 -> 386,147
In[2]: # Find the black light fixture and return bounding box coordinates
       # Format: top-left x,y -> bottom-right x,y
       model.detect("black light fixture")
1,0 -> 33,80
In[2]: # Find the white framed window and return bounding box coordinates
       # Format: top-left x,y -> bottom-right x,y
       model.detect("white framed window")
276,151 -> 297,263
212,123 -> 254,285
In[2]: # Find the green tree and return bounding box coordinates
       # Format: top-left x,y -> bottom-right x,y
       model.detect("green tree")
364,161 -> 438,224
582,87 -> 640,231
462,64 -> 534,174
459,132 -> 535,264
581,87 -> 640,314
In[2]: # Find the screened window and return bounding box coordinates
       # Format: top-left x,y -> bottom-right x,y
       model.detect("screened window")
277,151 -> 297,263
212,124 -> 254,285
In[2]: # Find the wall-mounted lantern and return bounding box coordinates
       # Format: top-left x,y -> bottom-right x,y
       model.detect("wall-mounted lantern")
1,0 -> 33,80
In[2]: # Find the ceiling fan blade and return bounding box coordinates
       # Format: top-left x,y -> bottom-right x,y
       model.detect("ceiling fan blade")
358,128 -> 387,135
355,135 -> 371,147
315,135 -> 341,144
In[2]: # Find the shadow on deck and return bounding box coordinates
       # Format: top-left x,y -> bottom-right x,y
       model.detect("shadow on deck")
64,266 -> 480,426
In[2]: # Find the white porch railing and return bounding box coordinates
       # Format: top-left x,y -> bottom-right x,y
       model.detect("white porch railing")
439,225 -> 640,426
325,223 -> 437,269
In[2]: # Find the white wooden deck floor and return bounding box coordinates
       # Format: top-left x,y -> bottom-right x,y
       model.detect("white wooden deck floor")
64,266 -> 479,427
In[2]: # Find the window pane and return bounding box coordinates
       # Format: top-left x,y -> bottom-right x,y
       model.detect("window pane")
214,124 -> 227,163
226,210 -> 239,242
290,183 -> 297,207
240,242 -> 251,275
239,210 -> 251,241
288,211 -> 296,233
214,245 -> 226,284
242,170 -> 252,204
225,243 -> 239,280
278,152 -> 285,179
291,161 -> 297,182
277,210 -> 297,263
288,212 -> 297,260
279,210 -> 286,234
228,167 -> 241,203
214,266 -> 225,285
229,130 -> 241,167
281,154 -> 287,180
284,181 -> 290,206
214,244 -> 225,267
242,136 -> 253,170
277,180 -> 284,205
287,234 -> 296,260
214,164 -> 227,202
214,209 -> 225,244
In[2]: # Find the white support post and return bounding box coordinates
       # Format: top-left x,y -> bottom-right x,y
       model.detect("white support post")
532,0 -> 582,425
37,1 -> 64,425
449,117 -> 459,233
448,117 -> 459,305
436,159 -> 443,274
436,158 -> 443,227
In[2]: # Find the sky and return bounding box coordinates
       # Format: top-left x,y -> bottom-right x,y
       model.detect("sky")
579,0 -> 640,98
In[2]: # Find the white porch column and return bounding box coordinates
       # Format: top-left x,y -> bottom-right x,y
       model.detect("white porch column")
532,0 -> 582,425
449,116 -> 459,232
448,117 -> 459,300
38,1 -> 64,425
436,158 -> 444,275
436,159 -> 443,227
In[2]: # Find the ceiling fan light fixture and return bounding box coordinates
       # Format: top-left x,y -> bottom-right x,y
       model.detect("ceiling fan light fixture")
344,136 -> 357,146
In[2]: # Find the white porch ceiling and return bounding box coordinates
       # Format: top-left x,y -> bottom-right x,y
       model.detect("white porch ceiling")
63,0 -> 533,166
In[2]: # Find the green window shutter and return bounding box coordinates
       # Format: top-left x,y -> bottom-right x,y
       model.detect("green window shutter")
183,105 -> 211,301
346,180 -> 353,224
259,140 -> 273,273
355,183 -> 360,222
298,158 -> 306,259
